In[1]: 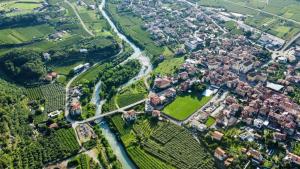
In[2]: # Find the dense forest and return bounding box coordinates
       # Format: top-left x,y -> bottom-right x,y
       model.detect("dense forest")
99,59 -> 141,99
0,79 -> 31,168
48,36 -> 120,65
0,49 -> 46,83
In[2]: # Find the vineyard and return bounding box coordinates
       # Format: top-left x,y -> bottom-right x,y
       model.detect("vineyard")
15,128 -> 80,169
110,115 -> 216,169
127,147 -> 175,169
145,123 -> 216,169
25,83 -> 66,112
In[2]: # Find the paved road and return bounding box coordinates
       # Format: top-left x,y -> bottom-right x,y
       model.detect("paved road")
281,32 -> 300,51
78,99 -> 146,124
65,67 -> 92,123
180,0 -> 227,33
65,0 -> 94,36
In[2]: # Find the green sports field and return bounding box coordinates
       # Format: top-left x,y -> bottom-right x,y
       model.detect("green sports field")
163,93 -> 212,121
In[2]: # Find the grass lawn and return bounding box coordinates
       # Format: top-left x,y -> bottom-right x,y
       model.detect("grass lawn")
205,116 -> 216,127
154,56 -> 184,75
163,93 -> 212,121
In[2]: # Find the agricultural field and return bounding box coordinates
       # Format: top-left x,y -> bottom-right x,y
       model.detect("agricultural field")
195,0 -> 300,40
16,128 -> 80,169
110,115 -> 216,169
163,93 -> 212,121
107,1 -> 165,57
0,0 -> 44,16
74,1 -> 112,37
0,24 -> 55,45
116,80 -> 147,107
25,83 -> 66,113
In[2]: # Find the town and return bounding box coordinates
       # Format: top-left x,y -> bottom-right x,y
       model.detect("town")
1,0 -> 300,168
114,0 -> 300,168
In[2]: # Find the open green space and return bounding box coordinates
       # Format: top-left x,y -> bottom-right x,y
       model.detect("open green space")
205,116 -> 216,127
110,115 -> 216,169
75,2 -> 112,36
154,56 -> 185,76
163,94 -> 212,121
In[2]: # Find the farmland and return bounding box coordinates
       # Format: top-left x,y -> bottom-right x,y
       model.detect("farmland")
74,1 -> 112,37
25,83 -> 65,113
0,24 -> 55,44
194,0 -> 300,40
106,0 -> 165,57
16,128 -> 80,169
110,115 -> 216,169
0,0 -> 44,17
163,93 -> 212,121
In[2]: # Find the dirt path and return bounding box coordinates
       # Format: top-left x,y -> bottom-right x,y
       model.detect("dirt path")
65,0 -> 95,36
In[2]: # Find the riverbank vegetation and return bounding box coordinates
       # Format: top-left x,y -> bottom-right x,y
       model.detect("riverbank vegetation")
109,114 -> 216,169
99,59 -> 141,100
106,0 -> 164,58
93,125 -> 122,169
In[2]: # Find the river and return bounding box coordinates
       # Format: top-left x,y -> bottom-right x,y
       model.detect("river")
99,0 -> 152,88
89,0 -> 154,168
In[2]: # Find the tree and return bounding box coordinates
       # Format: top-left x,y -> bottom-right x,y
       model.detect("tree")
0,49 -> 46,83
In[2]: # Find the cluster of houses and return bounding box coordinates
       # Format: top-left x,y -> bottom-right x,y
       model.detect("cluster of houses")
118,0 -> 300,167
77,0 -> 96,10
67,86 -> 83,117
117,0 -> 220,49
145,60 -> 203,116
